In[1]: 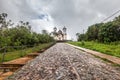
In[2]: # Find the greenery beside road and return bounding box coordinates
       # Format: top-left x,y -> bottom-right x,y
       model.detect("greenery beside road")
0,13 -> 54,52
76,15 -> 120,43
0,13 -> 55,62
75,14 -> 120,58
0,43 -> 54,62
68,41 -> 120,58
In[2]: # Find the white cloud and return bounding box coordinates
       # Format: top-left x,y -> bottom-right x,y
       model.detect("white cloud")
30,16 -> 55,33
0,0 -> 120,40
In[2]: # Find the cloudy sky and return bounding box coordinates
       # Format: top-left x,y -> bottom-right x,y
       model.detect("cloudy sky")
0,0 -> 120,40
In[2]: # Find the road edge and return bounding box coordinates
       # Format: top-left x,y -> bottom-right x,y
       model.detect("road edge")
66,43 -> 120,65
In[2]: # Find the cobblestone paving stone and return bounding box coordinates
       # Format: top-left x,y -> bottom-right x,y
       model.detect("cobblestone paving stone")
6,43 -> 120,80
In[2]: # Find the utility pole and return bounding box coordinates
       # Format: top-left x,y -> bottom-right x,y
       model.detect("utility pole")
82,29 -> 85,45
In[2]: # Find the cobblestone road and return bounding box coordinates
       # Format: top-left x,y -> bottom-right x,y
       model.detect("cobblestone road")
7,43 -> 120,80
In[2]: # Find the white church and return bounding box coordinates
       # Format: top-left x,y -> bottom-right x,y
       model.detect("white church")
51,26 -> 67,41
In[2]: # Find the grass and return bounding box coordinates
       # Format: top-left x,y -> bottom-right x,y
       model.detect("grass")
68,41 -> 120,58
0,42 -> 54,62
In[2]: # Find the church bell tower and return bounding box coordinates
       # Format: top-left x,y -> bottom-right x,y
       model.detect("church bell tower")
63,26 -> 67,40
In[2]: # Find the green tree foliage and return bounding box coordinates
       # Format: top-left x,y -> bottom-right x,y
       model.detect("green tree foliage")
0,13 -> 54,49
86,23 -> 103,41
76,33 -> 86,41
42,30 -> 48,35
99,22 -> 120,43
76,15 -> 120,43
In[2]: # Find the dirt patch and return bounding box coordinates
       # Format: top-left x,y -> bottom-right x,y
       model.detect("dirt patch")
0,52 -> 40,80
0,72 -> 13,80
3,57 -> 33,65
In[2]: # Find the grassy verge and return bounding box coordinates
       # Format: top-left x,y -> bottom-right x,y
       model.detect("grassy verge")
68,41 -> 120,58
0,42 -> 54,62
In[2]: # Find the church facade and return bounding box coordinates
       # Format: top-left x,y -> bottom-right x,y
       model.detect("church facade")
51,27 -> 67,41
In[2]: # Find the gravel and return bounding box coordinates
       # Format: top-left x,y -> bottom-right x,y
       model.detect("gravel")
6,43 -> 120,80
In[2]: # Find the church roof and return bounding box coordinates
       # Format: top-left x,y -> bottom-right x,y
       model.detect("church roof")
58,30 -> 63,34
54,27 -> 57,30
63,26 -> 67,30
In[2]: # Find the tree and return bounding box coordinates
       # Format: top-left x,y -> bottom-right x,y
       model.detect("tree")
42,30 -> 48,35
76,33 -> 86,41
0,13 -> 55,50
98,22 -> 120,43
86,23 -> 103,41
76,15 -> 120,43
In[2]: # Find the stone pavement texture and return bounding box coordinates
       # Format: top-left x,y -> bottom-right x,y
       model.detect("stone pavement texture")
67,43 -> 120,65
6,43 -> 120,80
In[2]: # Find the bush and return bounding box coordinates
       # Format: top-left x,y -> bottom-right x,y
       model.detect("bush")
76,15 -> 120,43
0,13 -> 54,52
